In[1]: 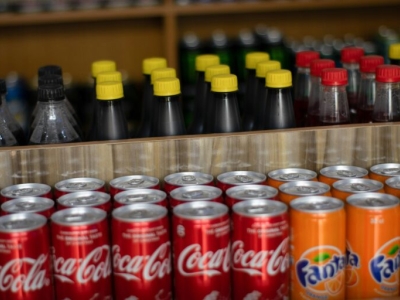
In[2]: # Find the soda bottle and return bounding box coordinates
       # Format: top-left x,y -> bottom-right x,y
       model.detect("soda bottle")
306,59 -> 335,126
235,29 -> 259,83
0,80 -> 19,146
319,68 -> 350,125
256,25 -> 289,69
293,51 -> 320,127
263,70 -> 296,130
372,65 -> 400,123
38,65 -> 62,77
389,43 -> 400,65
179,33 -> 202,87
209,30 -> 234,68
357,55 -> 384,123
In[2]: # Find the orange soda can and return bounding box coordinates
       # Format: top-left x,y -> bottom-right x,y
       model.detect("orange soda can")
318,165 -> 369,186
332,178 -> 384,202
290,196 -> 346,300
346,193 -> 400,298
278,181 -> 331,206
267,168 -> 318,189
385,176 -> 400,198
369,163 -> 400,184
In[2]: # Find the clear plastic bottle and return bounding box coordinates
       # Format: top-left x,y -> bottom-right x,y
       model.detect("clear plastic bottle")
389,43 -> 400,66
0,80 -> 19,146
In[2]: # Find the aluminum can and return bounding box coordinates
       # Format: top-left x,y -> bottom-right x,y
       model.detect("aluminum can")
290,196 -> 346,300
173,201 -> 230,300
225,184 -> 279,209
279,181 -> 331,205
56,191 -> 112,214
332,178 -> 384,201
54,177 -> 106,199
169,185 -> 223,209
0,183 -> 52,203
109,175 -> 160,199
231,199 -> 289,299
267,168 -> 318,189
385,176 -> 400,198
318,165 -> 369,186
112,204 -> 172,300
346,193 -> 400,298
114,188 -> 167,208
1,196 -> 55,219
164,172 -> 214,195
216,171 -> 266,193
369,163 -> 400,183
51,207 -> 112,299
0,213 -> 53,299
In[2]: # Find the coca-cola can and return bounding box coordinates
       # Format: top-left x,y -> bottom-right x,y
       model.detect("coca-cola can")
216,171 -> 267,193
51,207 -> 112,299
232,199 -> 289,299
173,201 -> 230,300
109,175 -> 160,199
112,204 -> 172,299
0,183 -> 53,204
114,189 -> 168,208
164,172 -> 214,195
54,177 -> 106,199
56,191 -> 112,214
1,197 -> 55,219
169,185 -> 223,209
0,213 -> 53,299
225,184 -> 279,209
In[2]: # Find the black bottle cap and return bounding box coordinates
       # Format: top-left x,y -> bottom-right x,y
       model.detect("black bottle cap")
38,84 -> 65,102
0,79 -> 6,94
38,65 -> 63,77
38,74 -> 64,87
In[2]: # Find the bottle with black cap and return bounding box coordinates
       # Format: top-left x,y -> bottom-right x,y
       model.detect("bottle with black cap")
29,84 -> 81,145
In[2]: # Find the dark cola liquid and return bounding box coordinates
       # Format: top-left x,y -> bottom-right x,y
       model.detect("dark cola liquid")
357,106 -> 374,124
320,117 -> 350,126
12,128 -> 26,145
348,93 -> 358,123
29,138 -> 81,145
306,112 -> 321,127
373,114 -> 400,123
294,98 -> 308,127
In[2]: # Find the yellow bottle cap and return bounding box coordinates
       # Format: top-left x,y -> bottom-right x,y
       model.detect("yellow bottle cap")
143,57 -> 167,75
389,43 -> 400,60
151,68 -> 177,84
196,54 -> 220,72
245,52 -> 270,69
266,70 -> 292,88
211,74 -> 238,92
96,81 -> 124,100
205,64 -> 230,82
97,71 -> 122,84
256,60 -> 281,78
91,60 -> 117,78
154,78 -> 180,96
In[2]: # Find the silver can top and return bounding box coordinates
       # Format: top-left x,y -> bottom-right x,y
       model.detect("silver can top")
217,171 -> 266,185
1,183 -> 51,198
173,201 -> 228,220
0,213 -> 47,233
347,193 -> 399,209
279,181 -> 330,196
233,199 -> 287,217
320,165 -> 368,179
386,176 -> 400,189
114,189 -> 166,206
226,184 -> 278,200
57,191 -> 110,208
333,178 -> 383,193
55,177 -> 105,193
268,168 -> 317,182
1,197 -> 54,214
170,185 -> 222,201
112,203 -> 167,222
110,175 -> 159,190
290,196 -> 344,213
370,163 -> 400,177
51,207 -> 106,226
164,172 -> 214,186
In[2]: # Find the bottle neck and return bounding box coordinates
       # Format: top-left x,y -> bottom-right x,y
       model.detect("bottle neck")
294,67 -> 311,101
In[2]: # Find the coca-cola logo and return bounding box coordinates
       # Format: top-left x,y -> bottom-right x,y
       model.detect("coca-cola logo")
177,244 -> 230,277
0,254 -> 50,293
53,245 -> 111,284
232,237 -> 289,276
113,241 -> 171,281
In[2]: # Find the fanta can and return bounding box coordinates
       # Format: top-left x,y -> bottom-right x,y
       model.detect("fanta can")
346,193 -> 400,298
290,196 -> 346,300
369,163 -> 400,183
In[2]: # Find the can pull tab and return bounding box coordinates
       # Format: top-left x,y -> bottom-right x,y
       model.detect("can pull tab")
128,179 -> 145,186
129,209 -> 148,219
245,190 -> 267,197
65,214 -> 85,223
235,175 -> 253,183
67,182 -> 88,189
196,206 -> 216,216
183,191 -> 205,199
337,170 -> 356,177
296,186 -> 319,194
247,206 -> 270,214
366,198 -> 385,206
2,220 -> 34,230
181,175 -> 197,183
12,188 -> 33,196
126,195 -> 147,202
75,196 -> 98,204
15,202 -> 36,209
279,173 -> 299,180
351,184 -> 369,191
382,168 -> 400,175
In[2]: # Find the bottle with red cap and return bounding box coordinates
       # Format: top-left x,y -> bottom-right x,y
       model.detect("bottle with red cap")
294,51 -> 320,127
319,68 -> 350,125
372,65 -> 400,123
340,47 -> 364,122
306,59 -> 335,126
357,55 -> 384,123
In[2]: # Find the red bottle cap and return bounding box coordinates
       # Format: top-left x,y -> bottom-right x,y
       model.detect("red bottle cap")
376,65 -> 400,83
340,47 -> 364,63
310,59 -> 335,77
296,51 -> 320,68
359,55 -> 384,73
321,68 -> 348,86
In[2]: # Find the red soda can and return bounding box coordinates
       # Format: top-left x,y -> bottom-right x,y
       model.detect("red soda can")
225,184 -> 279,209
173,201 -> 230,300
1,196 -> 55,219
109,175 -> 160,199
56,191 -> 112,214
164,172 -> 214,195
0,183 -> 53,203
51,207 -> 112,299
54,177 -> 106,199
114,188 -> 168,208
169,185 -> 223,209
231,199 -> 289,299
112,204 -> 172,300
216,171 -> 267,193
0,213 -> 53,299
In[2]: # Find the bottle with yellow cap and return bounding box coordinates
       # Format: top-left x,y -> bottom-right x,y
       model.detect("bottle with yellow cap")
152,78 -> 186,137
208,74 -> 242,133
389,43 -> 400,66
263,70 -> 296,129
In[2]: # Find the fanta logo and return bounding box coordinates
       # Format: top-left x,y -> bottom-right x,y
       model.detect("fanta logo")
369,238 -> 400,284
346,248 -> 360,268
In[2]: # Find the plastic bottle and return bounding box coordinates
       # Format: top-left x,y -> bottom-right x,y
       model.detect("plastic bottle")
263,70 -> 296,130
210,30 -> 233,68
372,65 -> 400,123
389,43 -> 400,66
357,55 -> 384,123
319,68 -> 350,126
